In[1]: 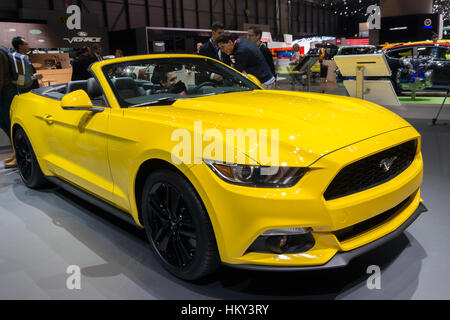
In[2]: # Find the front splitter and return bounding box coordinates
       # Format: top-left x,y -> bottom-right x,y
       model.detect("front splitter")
224,202 -> 427,272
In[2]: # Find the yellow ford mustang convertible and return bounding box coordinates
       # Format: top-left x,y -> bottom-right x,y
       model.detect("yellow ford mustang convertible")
10,54 -> 426,280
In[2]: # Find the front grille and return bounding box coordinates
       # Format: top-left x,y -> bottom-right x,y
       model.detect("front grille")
324,139 -> 417,200
333,195 -> 412,242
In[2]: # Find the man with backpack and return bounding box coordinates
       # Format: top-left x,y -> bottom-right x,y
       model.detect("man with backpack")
11,36 -> 42,92
0,46 -> 17,168
0,36 -> 40,168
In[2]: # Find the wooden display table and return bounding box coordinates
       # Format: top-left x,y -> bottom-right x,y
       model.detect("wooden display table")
38,68 -> 72,86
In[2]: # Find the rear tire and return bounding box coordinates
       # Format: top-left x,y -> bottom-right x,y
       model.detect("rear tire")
141,169 -> 220,281
13,127 -> 47,188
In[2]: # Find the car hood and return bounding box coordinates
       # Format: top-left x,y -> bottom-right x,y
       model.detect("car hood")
135,90 -> 411,166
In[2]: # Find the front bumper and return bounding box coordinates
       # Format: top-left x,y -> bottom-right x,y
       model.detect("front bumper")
224,202 -> 427,271
189,126 -> 424,267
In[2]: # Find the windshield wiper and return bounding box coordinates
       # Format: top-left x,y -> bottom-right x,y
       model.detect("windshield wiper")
195,89 -> 253,98
128,97 -> 179,108
218,89 -> 253,94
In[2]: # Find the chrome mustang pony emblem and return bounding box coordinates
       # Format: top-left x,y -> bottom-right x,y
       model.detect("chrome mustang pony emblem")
380,156 -> 398,172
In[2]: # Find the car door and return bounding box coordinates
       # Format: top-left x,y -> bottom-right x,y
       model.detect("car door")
423,45 -> 450,87
384,46 -> 414,91
43,88 -> 113,202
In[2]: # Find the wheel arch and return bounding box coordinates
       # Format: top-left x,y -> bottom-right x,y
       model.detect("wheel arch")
133,159 -> 215,232
133,158 -> 224,258
134,159 -> 182,226
10,122 -> 49,174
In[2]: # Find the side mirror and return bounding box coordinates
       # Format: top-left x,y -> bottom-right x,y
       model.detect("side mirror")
246,74 -> 262,87
61,90 -> 104,113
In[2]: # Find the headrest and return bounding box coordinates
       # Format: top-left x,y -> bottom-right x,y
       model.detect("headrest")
87,77 -> 102,98
66,80 -> 88,94
112,77 -> 138,90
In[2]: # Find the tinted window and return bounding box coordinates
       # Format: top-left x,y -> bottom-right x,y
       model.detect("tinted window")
387,48 -> 413,58
102,57 -> 259,108
339,48 -> 354,55
416,46 -> 448,60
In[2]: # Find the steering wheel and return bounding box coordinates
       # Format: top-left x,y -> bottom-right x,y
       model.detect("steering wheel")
192,81 -> 218,93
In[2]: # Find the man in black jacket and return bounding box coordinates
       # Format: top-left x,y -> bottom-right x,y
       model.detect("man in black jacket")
0,46 -> 16,168
199,22 -> 231,66
247,26 -> 276,79
71,47 -> 94,81
216,33 -> 276,89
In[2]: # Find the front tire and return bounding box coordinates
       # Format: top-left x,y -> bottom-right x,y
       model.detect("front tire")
13,127 -> 46,188
141,169 -> 220,280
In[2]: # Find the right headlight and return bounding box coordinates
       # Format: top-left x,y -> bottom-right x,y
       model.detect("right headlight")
204,159 -> 309,188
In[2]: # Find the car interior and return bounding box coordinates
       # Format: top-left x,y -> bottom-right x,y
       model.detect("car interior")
32,77 -> 107,107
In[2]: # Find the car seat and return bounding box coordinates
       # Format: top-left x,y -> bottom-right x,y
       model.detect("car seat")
112,77 -> 146,99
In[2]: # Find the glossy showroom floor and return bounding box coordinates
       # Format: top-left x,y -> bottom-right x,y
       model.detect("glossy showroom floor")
0,119 -> 449,300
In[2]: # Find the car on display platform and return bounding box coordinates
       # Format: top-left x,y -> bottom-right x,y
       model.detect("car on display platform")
10,54 -> 426,280
335,45 -> 379,56
383,40 -> 450,92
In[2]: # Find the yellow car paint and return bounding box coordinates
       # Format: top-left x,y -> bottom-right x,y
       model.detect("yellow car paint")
10,54 -> 424,268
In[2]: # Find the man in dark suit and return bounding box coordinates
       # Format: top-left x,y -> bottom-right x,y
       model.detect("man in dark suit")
217,33 -> 276,89
92,43 -> 103,61
199,22 -> 231,66
71,47 -> 94,81
247,26 -> 276,79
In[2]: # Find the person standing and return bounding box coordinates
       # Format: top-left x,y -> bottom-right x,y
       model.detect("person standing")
216,33 -> 276,89
318,43 -> 328,93
199,22 -> 230,65
2,37 -> 43,168
195,42 -> 203,54
247,26 -> 276,79
12,36 -> 43,92
289,43 -> 305,88
115,49 -> 124,58
71,47 -> 94,81
92,43 -> 103,61
0,46 -> 16,168
432,33 -> 439,43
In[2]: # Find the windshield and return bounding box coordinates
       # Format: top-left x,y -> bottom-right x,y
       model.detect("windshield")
102,57 -> 260,108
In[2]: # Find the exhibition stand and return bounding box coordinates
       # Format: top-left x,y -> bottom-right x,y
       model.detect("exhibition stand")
334,53 -> 400,105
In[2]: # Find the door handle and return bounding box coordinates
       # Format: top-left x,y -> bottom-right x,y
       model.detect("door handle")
43,114 -> 54,125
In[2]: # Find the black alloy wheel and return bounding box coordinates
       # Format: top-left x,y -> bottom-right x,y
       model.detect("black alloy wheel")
148,182 -> 197,268
142,169 -> 220,280
13,127 -> 46,188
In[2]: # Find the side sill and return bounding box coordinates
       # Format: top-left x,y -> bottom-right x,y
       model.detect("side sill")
46,176 -> 140,228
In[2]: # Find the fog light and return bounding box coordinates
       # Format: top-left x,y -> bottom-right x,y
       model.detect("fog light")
246,229 -> 315,254
261,227 -> 312,236
266,235 -> 289,254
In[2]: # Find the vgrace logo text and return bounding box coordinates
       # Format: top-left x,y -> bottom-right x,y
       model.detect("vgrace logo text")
63,32 -> 101,44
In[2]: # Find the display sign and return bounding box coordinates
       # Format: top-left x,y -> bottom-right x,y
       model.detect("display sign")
343,80 -> 400,106
380,14 -> 442,43
334,54 -> 392,77
0,21 -> 108,51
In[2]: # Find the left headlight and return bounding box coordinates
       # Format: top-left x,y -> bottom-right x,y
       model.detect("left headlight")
204,159 -> 309,188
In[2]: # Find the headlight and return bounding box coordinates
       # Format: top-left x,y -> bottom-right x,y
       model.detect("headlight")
204,159 -> 308,188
